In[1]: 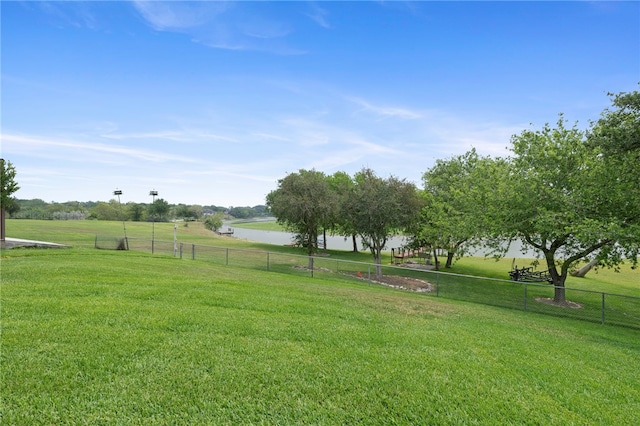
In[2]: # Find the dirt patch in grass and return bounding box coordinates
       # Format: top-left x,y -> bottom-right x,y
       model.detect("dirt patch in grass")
360,274 -> 434,293
535,297 -> 583,309
293,264 -> 435,293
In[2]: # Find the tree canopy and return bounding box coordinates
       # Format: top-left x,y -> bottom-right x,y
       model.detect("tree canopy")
1,159 -> 20,241
418,149 -> 498,268
1,159 -> 19,205
484,110 -> 639,303
266,169 -> 338,262
148,198 -> 170,221
347,168 -> 423,278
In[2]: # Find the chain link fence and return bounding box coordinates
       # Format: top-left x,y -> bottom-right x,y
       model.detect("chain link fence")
122,237 -> 640,329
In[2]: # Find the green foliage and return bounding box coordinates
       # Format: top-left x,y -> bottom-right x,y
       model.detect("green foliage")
1,158 -> 20,208
590,88 -> 640,155
326,171 -> 359,251
89,200 -> 121,221
228,206 -> 253,219
266,169 -> 338,258
204,212 -> 224,232
348,168 -> 423,277
418,149 -> 500,268
148,198 -> 170,221
174,204 -> 202,221
127,202 -> 145,221
485,112 -> 639,303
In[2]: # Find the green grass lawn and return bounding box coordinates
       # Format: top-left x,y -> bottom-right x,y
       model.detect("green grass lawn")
5,219 -> 638,297
2,246 -> 639,424
231,218 -> 285,232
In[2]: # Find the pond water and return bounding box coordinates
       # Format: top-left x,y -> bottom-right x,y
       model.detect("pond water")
223,222 -> 407,251
223,222 -> 536,258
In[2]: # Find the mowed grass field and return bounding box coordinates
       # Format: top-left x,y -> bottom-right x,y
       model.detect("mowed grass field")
2,219 -> 640,424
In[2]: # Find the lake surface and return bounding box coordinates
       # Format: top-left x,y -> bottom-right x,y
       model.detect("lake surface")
223,222 -> 537,258
224,223 -> 408,251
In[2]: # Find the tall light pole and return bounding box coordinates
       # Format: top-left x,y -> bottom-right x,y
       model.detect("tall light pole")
113,189 -> 128,250
149,190 -> 158,254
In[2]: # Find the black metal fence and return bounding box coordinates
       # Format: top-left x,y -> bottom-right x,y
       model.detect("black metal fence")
124,237 -> 640,329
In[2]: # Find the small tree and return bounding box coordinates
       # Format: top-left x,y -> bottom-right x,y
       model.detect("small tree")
148,198 -> 170,222
1,159 -> 20,241
327,171 -> 359,252
128,203 -> 145,222
266,169 -> 338,267
348,168 -> 423,279
204,212 -> 224,232
419,149 -> 495,268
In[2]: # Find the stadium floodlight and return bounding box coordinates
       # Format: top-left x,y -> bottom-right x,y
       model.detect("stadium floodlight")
150,190 -> 158,254
113,189 -> 128,250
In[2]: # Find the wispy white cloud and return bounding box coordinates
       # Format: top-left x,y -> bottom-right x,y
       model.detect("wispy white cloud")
251,132 -> 292,143
132,1 -> 229,31
100,129 -> 238,143
37,1 -> 99,30
347,97 -> 423,120
132,0 -> 305,54
2,133 -> 201,164
305,2 -> 331,29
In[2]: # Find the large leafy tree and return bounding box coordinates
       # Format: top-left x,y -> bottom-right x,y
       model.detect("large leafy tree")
266,169 -> 338,265
1,159 -> 20,241
488,113 -> 638,304
585,88 -> 640,270
418,149 -> 495,268
347,168 -> 423,279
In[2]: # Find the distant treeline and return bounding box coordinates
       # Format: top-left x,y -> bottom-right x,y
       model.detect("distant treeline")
9,199 -> 268,221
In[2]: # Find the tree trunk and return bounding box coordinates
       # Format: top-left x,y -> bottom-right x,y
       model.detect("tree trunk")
570,258 -> 599,278
553,284 -> 566,304
543,251 -> 567,304
323,229 -> 327,250
549,265 -> 567,304
0,208 -> 5,241
432,247 -> 440,270
375,251 -> 382,279
351,234 -> 358,252
445,251 -> 455,268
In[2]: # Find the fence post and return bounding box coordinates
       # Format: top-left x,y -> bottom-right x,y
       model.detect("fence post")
524,283 -> 527,312
310,256 -> 314,278
226,248 -> 229,266
436,273 -> 439,297
192,244 -> 195,260
368,264 -> 371,281
602,293 -> 605,325
180,243 -> 183,259
267,252 -> 270,271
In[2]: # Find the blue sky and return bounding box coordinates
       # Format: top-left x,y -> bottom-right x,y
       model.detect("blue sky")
2,1 -> 638,207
